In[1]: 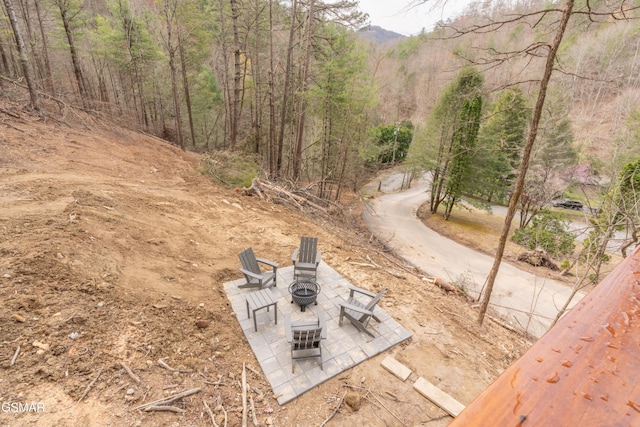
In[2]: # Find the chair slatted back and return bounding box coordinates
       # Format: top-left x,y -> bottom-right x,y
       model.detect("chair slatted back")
298,237 -> 318,264
365,288 -> 387,311
292,327 -> 322,349
239,247 -> 260,274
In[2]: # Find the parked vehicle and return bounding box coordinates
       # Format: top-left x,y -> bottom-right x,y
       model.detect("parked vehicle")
552,199 -> 584,211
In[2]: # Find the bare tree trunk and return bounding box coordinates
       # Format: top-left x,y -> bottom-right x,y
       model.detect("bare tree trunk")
217,0 -> 231,148
178,40 -> 196,147
55,0 -> 89,105
17,0 -> 39,80
292,0 -> 315,180
163,1 -> 184,150
3,0 -> 40,112
267,0 -> 276,175
478,0 -> 575,325
0,31 -> 13,77
33,0 -> 53,92
277,0 -> 297,174
229,0 -> 242,149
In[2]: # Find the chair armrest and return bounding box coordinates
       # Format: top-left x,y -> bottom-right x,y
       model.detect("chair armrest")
285,314 -> 293,342
316,250 -> 322,265
256,258 -> 278,269
239,268 -> 262,280
347,285 -> 376,299
339,301 -> 374,317
318,310 -> 327,338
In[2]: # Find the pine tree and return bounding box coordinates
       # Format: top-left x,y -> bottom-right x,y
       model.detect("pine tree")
474,88 -> 529,203
411,67 -> 484,216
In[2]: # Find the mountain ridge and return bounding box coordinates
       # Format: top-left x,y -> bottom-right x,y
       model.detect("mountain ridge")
357,24 -> 406,44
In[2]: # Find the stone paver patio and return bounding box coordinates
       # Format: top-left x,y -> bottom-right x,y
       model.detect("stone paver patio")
224,262 -> 413,405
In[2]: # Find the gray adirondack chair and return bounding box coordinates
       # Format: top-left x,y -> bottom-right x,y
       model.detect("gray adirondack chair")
291,236 -> 321,280
238,247 -> 278,289
285,310 -> 326,373
338,285 -> 387,338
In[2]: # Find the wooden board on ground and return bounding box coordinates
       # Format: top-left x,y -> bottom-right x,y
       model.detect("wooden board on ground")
413,377 -> 465,417
381,356 -> 411,381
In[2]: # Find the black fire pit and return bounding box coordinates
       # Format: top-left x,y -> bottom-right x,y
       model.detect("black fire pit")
288,280 -> 320,312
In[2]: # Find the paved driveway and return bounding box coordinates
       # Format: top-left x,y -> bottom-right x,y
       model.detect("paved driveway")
362,174 -> 583,338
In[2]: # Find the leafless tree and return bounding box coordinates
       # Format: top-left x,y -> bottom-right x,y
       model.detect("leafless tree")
2,0 -> 40,112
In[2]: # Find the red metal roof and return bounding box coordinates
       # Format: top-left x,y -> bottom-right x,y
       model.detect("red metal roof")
449,246 -> 640,426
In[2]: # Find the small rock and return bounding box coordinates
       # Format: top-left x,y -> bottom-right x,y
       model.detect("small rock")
195,320 -> 209,329
126,388 -> 135,395
68,332 -> 79,340
344,391 -> 361,412
33,341 -> 50,351
265,417 -> 273,425
12,313 -> 26,323
97,301 -> 104,307
70,315 -> 86,324
198,303 -> 204,308
2,273 -> 11,279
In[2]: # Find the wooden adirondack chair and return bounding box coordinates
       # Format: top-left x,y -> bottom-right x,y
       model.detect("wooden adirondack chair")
338,285 -> 387,338
285,310 -> 326,373
238,247 -> 278,289
291,236 -> 321,280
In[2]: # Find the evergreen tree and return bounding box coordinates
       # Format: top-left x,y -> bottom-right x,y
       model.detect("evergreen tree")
443,96 -> 482,219
614,158 -> 640,256
307,23 -> 376,198
474,88 -> 529,203
90,0 -> 162,127
410,67 -> 484,216
365,121 -> 413,165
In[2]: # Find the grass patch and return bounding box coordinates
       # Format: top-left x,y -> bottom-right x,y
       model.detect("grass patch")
200,150 -> 260,188
419,204 -> 521,257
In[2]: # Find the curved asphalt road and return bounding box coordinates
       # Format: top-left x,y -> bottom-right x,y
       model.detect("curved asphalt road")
362,174 -> 583,338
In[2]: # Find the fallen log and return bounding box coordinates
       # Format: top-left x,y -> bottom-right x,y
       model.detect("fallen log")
144,405 -> 186,413
133,387 -> 202,411
258,180 -> 328,213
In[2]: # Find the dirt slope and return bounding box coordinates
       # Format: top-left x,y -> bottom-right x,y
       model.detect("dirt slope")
0,100 -> 529,426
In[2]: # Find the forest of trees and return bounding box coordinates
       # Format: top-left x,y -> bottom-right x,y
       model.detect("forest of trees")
0,0 -> 378,197
1,0 -> 639,210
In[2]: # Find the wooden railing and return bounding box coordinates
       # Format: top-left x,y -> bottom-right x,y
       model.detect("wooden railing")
450,246 -> 640,426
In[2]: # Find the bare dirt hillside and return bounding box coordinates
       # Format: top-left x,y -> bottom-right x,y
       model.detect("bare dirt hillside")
0,101 -> 530,426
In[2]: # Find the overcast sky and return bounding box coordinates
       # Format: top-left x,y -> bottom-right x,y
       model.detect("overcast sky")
356,0 -> 471,36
